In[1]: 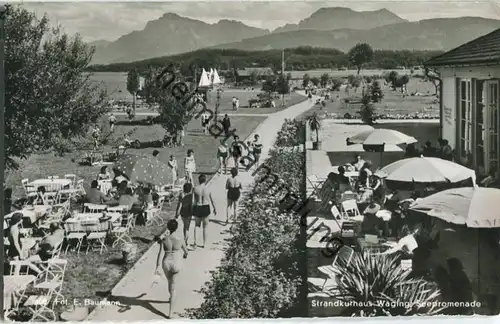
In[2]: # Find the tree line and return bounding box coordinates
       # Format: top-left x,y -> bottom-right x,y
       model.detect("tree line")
87,46 -> 443,74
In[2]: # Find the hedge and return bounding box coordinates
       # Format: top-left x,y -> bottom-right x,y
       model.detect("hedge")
274,118 -> 306,147
190,123 -> 306,318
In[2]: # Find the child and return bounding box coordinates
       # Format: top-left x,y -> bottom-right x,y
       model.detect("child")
184,149 -> 196,184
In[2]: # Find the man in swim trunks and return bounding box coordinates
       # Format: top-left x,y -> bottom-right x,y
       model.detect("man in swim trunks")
231,135 -> 243,170
226,168 -> 242,224
192,174 -> 217,248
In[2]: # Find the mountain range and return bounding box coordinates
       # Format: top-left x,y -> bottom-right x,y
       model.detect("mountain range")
90,8 -> 500,65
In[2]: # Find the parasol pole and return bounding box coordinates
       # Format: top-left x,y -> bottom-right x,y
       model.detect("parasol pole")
380,143 -> 385,167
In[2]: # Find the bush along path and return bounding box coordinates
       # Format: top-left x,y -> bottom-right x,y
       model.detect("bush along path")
87,92 -> 318,320
189,147 -> 306,318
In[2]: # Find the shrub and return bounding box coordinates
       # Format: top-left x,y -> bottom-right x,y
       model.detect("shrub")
191,127 -> 305,319
331,252 -> 444,316
275,119 -> 306,147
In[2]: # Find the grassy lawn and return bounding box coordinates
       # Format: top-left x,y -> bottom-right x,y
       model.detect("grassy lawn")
215,90 -> 307,115
300,78 -> 438,119
5,114 -> 266,315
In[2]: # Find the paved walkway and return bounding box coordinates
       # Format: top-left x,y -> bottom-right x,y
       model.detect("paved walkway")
111,111 -> 270,117
88,93 -> 318,321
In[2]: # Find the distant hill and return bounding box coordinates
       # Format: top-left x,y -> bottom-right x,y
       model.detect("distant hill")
91,13 -> 269,65
89,8 -> 500,65
213,17 -> 500,52
273,7 -> 407,33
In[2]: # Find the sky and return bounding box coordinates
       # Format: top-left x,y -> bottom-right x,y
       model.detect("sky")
15,0 -> 500,42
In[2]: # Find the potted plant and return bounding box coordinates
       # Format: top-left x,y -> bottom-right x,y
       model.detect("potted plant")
307,112 -> 322,150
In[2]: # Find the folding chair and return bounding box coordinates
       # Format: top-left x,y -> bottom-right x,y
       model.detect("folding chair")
81,219 -> 109,254
21,288 -> 57,321
111,213 -> 134,248
341,190 -> 358,202
44,191 -> 59,205
52,199 -> 71,219
316,246 -> 355,290
341,199 -> 361,218
108,205 -> 129,227
63,222 -> 86,254
146,196 -> 165,227
64,174 -> 77,187
76,179 -> 85,195
83,203 -> 107,213
33,258 -> 67,302
330,205 -> 343,220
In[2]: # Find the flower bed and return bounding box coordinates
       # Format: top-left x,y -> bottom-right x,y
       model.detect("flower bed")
191,123 -> 306,318
274,118 -> 306,147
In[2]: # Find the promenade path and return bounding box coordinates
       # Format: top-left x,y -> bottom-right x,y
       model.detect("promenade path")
88,93 -> 318,320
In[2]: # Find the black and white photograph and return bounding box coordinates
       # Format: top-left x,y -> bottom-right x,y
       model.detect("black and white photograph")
1,0 -> 500,321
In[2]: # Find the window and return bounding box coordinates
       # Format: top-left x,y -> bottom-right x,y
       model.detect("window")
459,79 -> 472,159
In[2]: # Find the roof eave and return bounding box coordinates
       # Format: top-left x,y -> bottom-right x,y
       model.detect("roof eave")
425,60 -> 500,68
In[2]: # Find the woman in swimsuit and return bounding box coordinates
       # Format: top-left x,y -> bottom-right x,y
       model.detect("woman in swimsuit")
217,140 -> 229,174
7,213 -> 24,260
175,183 -> 193,245
226,168 -> 242,224
155,219 -> 188,318
231,135 -> 243,170
184,149 -> 196,184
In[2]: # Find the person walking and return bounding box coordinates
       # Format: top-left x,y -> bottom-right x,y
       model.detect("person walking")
252,134 -> 263,169
108,113 -> 116,131
168,155 -> 178,187
217,140 -> 229,174
192,174 -> 217,248
155,219 -> 188,318
175,183 -> 193,245
184,149 -> 196,184
230,135 -> 243,170
232,97 -> 237,111
235,98 -> 240,111
221,114 -> 231,137
226,168 -> 242,224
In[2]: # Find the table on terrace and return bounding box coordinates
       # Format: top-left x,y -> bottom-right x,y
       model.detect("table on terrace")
28,178 -> 72,192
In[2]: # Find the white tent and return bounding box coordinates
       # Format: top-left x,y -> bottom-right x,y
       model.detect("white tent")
198,68 -> 211,87
212,69 -> 222,85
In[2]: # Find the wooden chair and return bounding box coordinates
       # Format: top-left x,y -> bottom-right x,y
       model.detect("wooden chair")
64,174 -> 77,187
111,213 -> 134,248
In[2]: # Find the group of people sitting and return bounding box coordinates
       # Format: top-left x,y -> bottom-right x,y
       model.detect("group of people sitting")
88,167 -> 158,223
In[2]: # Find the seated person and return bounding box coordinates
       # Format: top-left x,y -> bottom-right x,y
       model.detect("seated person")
357,162 -> 373,189
28,186 -> 48,205
480,164 -> 498,187
351,154 -> 366,171
87,180 -> 115,205
337,166 -> 352,192
97,166 -> 112,180
140,187 -> 154,209
378,226 -> 419,256
113,169 -> 128,184
118,187 -> 137,210
4,188 -> 13,215
30,223 -> 65,261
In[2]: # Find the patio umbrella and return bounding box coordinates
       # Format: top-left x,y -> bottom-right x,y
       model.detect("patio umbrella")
113,154 -> 172,187
379,156 -> 476,185
409,187 -> 500,228
346,128 -> 417,165
409,187 -> 500,292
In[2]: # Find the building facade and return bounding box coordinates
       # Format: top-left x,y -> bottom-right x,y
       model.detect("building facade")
426,29 -> 500,177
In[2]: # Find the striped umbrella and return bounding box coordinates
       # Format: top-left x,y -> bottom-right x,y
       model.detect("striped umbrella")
113,154 -> 172,186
